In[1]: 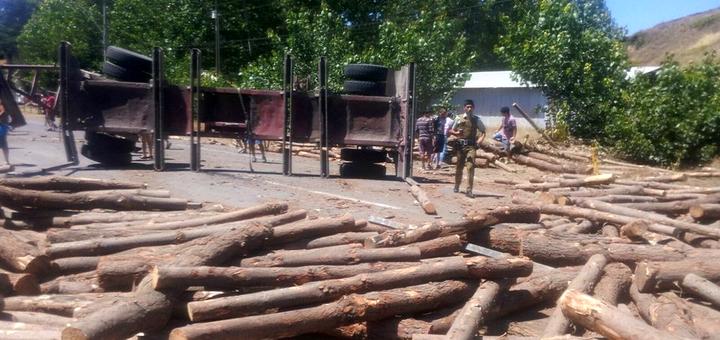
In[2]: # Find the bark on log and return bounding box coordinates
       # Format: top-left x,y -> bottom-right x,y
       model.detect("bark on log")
511,154 -> 592,174
445,280 -> 502,340
551,186 -> 645,199
619,220 -> 691,250
366,205 -> 540,248
0,228 -> 50,274
538,203 -> 676,236
559,289 -> 681,340
542,254 -> 608,337
171,280 -> 475,340
592,263 -> 632,306
39,271 -> 101,294
618,194 -> 720,215
412,235 -> 464,258
0,176 -> 145,191
0,185 -> 188,211
0,311 -> 75,327
0,268 -> 39,295
408,183 -> 437,215
634,259 -> 720,292
48,257 -> 100,276
681,273 -> 720,309
2,292 -> 132,317
630,284 -> 720,338
594,195 -> 658,203
302,232 -> 378,249
689,203 -> 720,220
476,149 -> 498,162
526,151 -> 562,164
238,243 -> 422,267
515,174 -> 615,191
268,214 -> 357,245
38,209 -> 218,228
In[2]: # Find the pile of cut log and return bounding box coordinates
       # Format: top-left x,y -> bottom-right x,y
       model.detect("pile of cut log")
2,173 -> 720,340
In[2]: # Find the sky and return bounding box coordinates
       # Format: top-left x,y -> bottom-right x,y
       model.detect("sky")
606,0 -> 720,35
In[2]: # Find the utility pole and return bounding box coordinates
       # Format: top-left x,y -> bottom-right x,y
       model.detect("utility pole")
212,0 -> 220,72
102,0 -> 108,61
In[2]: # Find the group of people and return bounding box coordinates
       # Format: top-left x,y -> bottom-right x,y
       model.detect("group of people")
415,100 -> 517,198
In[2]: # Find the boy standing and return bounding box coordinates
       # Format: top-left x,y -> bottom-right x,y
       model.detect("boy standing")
0,99 -> 11,165
493,106 -> 517,151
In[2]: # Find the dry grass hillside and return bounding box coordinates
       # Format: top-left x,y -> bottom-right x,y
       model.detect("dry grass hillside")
627,7 -> 720,65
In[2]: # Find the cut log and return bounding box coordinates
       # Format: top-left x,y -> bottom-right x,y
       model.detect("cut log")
536,203 -> 676,236
594,195 -> 658,203
0,310 -> 75,327
619,220 -> 691,250
284,231 -> 379,249
48,257 -> 99,276
0,185 -> 188,211
559,289 -> 681,340
445,280 -> 502,340
526,151 -> 562,164
0,268 -> 39,295
689,203 -> 720,220
268,214 -> 357,245
2,292 -> 132,317
634,259 -> 720,292
618,194 -> 720,215
542,254 -> 608,337
0,176 -> 145,191
36,210 -> 218,228
367,205 -> 540,248
681,273 -> 720,309
592,263 -> 632,305
408,183 -> 437,215
630,284 -> 720,338
490,160 -> 517,173
512,103 -> 558,148
552,185 -> 645,198
171,280 -> 475,340
567,220 -> 597,234
39,271 -> 101,294
239,243 -> 422,267
476,149 -> 498,162
511,154 -> 592,174
0,228 -> 50,274
515,174 -> 615,191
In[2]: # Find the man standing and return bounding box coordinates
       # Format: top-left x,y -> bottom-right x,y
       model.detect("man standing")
431,107 -> 451,169
0,99 -> 11,165
449,100 -> 485,197
493,106 -> 517,151
415,111 -> 434,170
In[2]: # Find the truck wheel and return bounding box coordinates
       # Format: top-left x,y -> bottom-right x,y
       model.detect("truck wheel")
343,64 -> 389,82
343,80 -> 386,96
339,162 -> 386,178
340,148 -> 387,163
102,61 -> 152,83
81,144 -> 133,166
85,131 -> 137,154
106,46 -> 153,74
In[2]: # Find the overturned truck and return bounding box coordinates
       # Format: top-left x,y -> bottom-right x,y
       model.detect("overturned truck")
38,43 -> 418,178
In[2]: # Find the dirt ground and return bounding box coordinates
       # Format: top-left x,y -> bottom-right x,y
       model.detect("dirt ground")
7,111 -> 719,227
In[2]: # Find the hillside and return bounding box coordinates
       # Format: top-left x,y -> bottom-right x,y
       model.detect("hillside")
627,7 -> 720,65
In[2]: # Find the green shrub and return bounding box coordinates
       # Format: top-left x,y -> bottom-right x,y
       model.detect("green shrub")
605,54 -> 720,166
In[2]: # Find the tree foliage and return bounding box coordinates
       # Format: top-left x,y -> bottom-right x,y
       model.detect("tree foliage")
496,0 -> 629,139
0,0 -> 38,61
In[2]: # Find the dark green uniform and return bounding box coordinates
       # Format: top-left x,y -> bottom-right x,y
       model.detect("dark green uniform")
451,113 -> 485,193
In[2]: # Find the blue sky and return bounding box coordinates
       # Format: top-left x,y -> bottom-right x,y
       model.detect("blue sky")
606,0 -> 720,35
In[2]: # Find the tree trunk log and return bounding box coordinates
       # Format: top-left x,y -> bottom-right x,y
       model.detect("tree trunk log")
634,259 -> 720,292
0,229 -> 50,274
0,310 -> 75,327
0,268 -> 39,295
268,214 -> 357,245
239,243 -> 422,267
594,195 -> 659,203
2,292 -> 132,317
543,254 -> 608,337
511,154 -> 592,174
445,280 -> 502,340
617,194 -> 720,215
681,273 -> 720,309
592,263 -> 632,306
0,185 -> 188,211
619,220 -> 691,250
37,209 -> 218,228
409,184 -> 437,215
537,203 -> 676,236
552,185 -> 645,198
48,257 -> 99,276
559,289 -> 681,340
170,280 -> 475,340
515,174 -> 615,191
300,231 -> 379,249
0,176 -> 145,191
689,203 -> 720,220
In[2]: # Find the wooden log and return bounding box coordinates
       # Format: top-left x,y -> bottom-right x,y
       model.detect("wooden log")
552,185 -> 645,198
268,214 -> 357,245
0,311 -> 75,327
408,182 -> 437,215
637,173 -> 687,182
515,174 -> 615,191
531,146 -> 590,163
286,231 -> 379,249
238,243 -> 422,267
473,157 -> 489,167
0,185 -> 188,211
567,219 -> 597,234
689,203 -> 720,220
634,259 -> 720,292
594,195 -> 659,203
0,268 -> 39,295
619,220 -> 691,250
337,305 -> 461,339
684,171 -> 720,178
512,103 -> 558,148
542,254 -> 608,337
0,229 -> 50,274
630,284 -> 720,338
559,289 -> 681,340
680,231 -> 720,249
37,209 -> 218,228
151,262 -> 424,290
526,151 -> 562,164
445,280 -> 502,340
476,149 -> 498,162
39,271 -> 100,294
490,160 -> 517,173
536,203 -> 677,236
618,194 -> 720,215
681,273 -> 720,309
0,328 -> 62,339
0,176 -> 145,191
592,263 -> 632,305
171,280 -> 475,340
366,205 -> 540,248
512,154 -> 592,174
2,292 -> 132,317
577,199 -> 720,238
47,257 -> 99,276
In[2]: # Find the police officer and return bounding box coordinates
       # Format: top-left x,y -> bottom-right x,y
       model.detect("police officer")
449,100 -> 485,198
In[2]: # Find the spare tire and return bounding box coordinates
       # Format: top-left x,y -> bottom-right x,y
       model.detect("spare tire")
343,80 -> 386,96
102,61 -> 152,83
344,64 -> 388,82
106,46 -> 152,74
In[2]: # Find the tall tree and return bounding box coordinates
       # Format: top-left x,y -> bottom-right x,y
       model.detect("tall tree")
0,0 -> 39,62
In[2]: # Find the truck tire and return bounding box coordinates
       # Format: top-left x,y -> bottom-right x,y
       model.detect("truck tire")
81,144 -> 133,166
339,162 -> 386,178
106,46 -> 152,74
343,64 -> 389,82
340,148 -> 387,163
343,80 -> 386,96
85,131 -> 136,154
102,61 -> 152,83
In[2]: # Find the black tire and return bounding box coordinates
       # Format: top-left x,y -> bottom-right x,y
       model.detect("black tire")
340,148 -> 387,163
343,80 -> 386,96
102,61 -> 152,83
344,64 -> 389,82
85,131 -> 136,154
106,46 -> 152,74
81,144 -> 133,166
339,162 -> 386,178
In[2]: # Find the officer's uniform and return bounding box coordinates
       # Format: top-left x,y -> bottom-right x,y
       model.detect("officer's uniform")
451,113 -> 485,194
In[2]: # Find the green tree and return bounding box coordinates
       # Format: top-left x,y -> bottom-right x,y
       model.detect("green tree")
496,0 -> 629,139
0,0 -> 39,62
